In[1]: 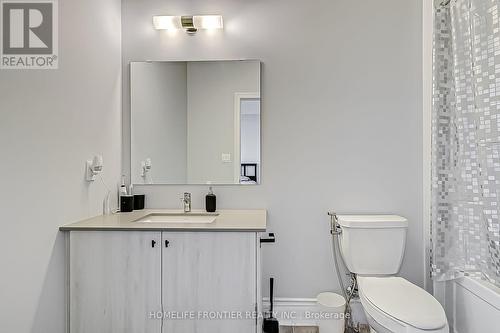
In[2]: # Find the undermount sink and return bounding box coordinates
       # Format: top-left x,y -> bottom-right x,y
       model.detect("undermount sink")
134,213 -> 218,224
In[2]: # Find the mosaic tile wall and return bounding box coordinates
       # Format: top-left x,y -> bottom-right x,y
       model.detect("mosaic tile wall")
432,0 -> 500,286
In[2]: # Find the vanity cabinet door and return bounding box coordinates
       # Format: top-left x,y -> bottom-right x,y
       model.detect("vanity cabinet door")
69,231 -> 162,333
161,232 -> 257,333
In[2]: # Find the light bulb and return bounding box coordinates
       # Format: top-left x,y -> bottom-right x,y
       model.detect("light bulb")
193,15 -> 223,30
153,16 -> 182,30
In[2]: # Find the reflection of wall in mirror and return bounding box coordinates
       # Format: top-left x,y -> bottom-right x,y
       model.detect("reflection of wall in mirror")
131,62 -> 188,184
186,61 -> 260,184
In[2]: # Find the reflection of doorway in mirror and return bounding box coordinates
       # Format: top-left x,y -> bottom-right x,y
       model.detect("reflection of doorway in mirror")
234,93 -> 261,184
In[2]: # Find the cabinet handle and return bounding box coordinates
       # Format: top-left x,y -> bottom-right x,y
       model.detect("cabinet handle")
165,240 -> 170,248
151,240 -> 156,248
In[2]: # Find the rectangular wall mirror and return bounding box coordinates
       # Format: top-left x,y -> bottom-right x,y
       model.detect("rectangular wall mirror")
130,60 -> 261,185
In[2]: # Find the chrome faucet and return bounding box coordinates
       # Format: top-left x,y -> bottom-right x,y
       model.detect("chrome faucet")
181,192 -> 191,213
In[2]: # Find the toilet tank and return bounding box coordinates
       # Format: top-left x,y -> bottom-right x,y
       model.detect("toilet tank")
336,215 -> 408,275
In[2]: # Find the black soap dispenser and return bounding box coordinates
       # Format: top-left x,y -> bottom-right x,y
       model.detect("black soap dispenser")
205,187 -> 216,213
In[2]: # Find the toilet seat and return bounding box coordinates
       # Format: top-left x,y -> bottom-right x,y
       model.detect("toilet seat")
357,276 -> 448,333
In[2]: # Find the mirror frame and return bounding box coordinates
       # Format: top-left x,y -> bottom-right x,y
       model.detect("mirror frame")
129,59 -> 262,186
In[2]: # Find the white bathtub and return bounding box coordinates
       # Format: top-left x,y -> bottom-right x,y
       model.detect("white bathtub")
434,277 -> 500,333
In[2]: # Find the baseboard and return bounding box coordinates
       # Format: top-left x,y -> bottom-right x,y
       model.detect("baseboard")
262,297 -> 326,326
262,297 -> 318,308
262,297 -> 362,309
262,297 -> 366,327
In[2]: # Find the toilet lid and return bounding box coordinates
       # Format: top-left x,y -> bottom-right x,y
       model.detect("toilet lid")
358,276 -> 447,330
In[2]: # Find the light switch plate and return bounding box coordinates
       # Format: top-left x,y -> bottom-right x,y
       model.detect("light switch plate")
221,153 -> 231,162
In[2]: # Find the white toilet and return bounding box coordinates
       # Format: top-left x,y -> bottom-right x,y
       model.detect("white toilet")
336,215 -> 448,333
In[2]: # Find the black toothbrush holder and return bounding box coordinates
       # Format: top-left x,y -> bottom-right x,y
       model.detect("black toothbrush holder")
120,195 -> 134,212
133,194 -> 145,210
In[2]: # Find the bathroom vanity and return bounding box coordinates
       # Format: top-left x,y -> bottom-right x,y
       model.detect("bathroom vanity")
60,59 -> 266,333
60,209 -> 266,333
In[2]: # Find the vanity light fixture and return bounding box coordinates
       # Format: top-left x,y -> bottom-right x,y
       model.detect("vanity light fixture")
153,15 -> 223,34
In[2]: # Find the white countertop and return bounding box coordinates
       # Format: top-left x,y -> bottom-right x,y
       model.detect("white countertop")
59,209 -> 267,232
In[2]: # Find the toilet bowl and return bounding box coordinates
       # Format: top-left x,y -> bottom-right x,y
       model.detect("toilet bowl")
335,215 -> 449,333
357,276 -> 448,333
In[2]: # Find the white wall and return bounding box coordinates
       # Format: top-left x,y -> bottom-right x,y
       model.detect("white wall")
131,62 -> 187,184
186,61 -> 260,184
122,0 -> 423,298
0,0 -> 122,331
